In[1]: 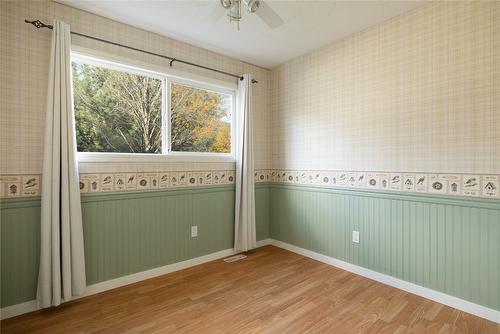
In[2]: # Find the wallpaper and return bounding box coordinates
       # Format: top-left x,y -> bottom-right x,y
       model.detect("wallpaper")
2,1 -> 499,200
0,0 -> 272,175
271,1 -> 500,175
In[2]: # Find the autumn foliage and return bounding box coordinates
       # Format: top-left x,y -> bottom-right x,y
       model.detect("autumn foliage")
72,62 -> 231,154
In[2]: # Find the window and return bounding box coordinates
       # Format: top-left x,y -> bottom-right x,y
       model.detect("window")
72,58 -> 163,154
71,54 -> 235,159
170,82 -> 232,154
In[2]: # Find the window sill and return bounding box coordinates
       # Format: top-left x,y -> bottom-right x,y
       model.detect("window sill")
77,152 -> 236,164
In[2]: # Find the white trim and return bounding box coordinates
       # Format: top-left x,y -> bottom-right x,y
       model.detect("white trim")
256,238 -> 271,247
72,52 -> 165,80
71,46 -> 238,90
270,239 -> 500,324
0,300 -> 39,320
1,248 -> 238,320
71,49 -> 237,162
77,152 -> 236,164
168,75 -> 237,97
0,241 -> 271,320
5,239 -> 496,324
166,151 -> 234,159
82,248 -> 238,297
161,77 -> 168,154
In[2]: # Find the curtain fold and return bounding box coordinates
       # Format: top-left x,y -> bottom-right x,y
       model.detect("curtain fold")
234,74 -> 256,252
37,20 -> 86,308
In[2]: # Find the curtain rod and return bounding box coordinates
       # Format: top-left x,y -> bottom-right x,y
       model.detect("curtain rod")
25,19 -> 258,84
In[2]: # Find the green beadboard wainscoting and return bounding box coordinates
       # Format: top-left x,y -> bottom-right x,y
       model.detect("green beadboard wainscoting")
0,184 -> 271,308
2,182 -> 499,313
269,184 -> 500,312
0,198 -> 41,308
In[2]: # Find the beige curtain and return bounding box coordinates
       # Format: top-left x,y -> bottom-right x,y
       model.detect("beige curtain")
234,74 -> 256,252
37,20 -> 86,308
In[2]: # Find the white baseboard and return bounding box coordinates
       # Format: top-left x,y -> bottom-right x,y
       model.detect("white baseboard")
256,238 -> 271,247
3,239 -> 497,324
85,240 -> 271,298
1,244 -> 250,320
0,300 -> 39,321
270,239 -> 500,324
82,248 -> 240,297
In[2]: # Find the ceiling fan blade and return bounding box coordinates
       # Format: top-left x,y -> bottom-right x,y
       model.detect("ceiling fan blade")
256,1 -> 283,29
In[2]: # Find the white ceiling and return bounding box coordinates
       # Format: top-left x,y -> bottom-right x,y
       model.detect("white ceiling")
59,1 -> 425,69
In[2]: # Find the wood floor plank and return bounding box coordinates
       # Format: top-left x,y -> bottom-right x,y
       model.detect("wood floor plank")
1,246 -> 498,333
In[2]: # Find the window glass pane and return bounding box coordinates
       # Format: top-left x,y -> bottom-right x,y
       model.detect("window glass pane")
72,61 -> 162,153
170,83 -> 232,153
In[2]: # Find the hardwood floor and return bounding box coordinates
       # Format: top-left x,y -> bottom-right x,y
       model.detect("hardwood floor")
2,245 -> 499,333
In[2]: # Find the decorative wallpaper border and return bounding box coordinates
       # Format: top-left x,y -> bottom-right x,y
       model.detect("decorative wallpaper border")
0,171 -> 236,198
254,170 -> 499,199
79,171 -> 236,194
1,170 -> 499,199
0,175 -> 41,198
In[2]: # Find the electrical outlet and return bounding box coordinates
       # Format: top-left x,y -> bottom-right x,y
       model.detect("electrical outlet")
352,230 -> 360,243
191,226 -> 198,238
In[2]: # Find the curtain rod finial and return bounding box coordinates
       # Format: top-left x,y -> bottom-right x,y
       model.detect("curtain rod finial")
239,77 -> 258,84
25,19 -> 52,29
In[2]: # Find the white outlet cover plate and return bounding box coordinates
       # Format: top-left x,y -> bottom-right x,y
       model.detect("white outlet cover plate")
352,231 -> 360,243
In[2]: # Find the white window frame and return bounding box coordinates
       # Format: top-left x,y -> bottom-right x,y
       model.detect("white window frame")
72,52 -> 237,163
167,76 -> 235,158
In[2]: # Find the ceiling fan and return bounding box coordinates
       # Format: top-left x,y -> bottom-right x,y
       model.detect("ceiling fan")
215,0 -> 284,30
